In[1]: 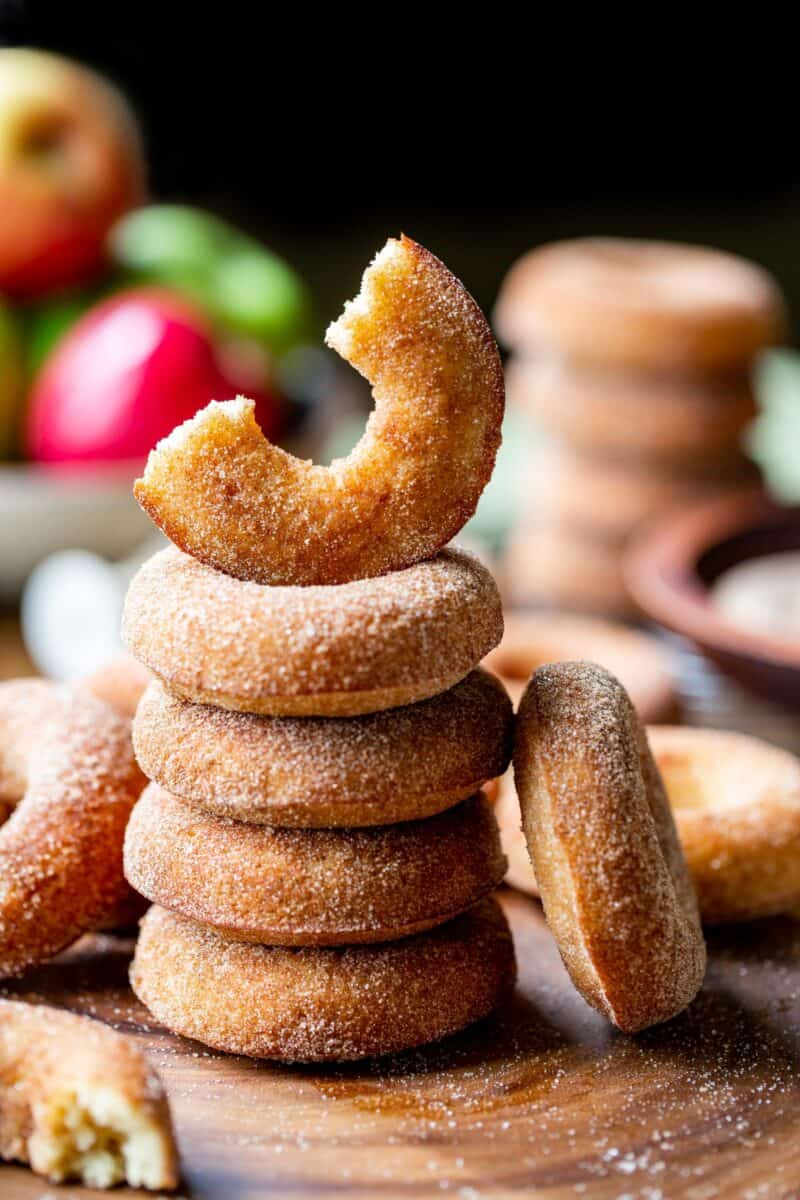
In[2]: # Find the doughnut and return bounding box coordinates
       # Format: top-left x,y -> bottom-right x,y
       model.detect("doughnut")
124,786 -> 505,945
503,525 -> 636,618
494,769 -> 538,897
80,655 -> 152,719
131,897 -> 515,1061
513,662 -> 706,1032
484,611 -> 677,724
495,238 -> 785,370
523,442 -> 756,542
0,681 -> 145,979
123,545 -> 502,717
0,998 -> 178,1190
133,670 -> 512,827
649,726 -> 800,924
133,236 -> 504,586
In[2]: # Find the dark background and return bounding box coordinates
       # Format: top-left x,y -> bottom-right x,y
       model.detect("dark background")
3,3 -> 798,331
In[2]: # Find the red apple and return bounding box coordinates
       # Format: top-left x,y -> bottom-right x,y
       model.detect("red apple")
25,289 -> 282,463
0,49 -> 145,298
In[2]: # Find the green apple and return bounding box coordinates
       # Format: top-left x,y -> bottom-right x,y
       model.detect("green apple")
0,300 -> 24,459
110,205 -> 309,354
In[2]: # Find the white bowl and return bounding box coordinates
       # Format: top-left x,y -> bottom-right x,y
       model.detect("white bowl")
0,461 -> 151,601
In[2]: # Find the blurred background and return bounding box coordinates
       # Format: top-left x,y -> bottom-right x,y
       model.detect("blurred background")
2,13 -> 800,737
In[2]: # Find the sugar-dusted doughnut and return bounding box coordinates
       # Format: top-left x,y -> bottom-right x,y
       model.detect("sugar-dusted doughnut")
523,442 -> 755,542
484,612 -> 676,724
134,236 -> 504,586
503,525 -> 635,618
123,545 -> 502,717
494,769 -> 538,897
134,670 -> 512,827
513,662 -> 706,1032
0,680 -> 145,978
0,999 -> 178,1189
125,786 -> 505,945
495,238 -> 785,370
649,726 -> 800,923
507,358 -> 758,467
522,365 -> 760,472
131,898 -> 515,1061
80,655 -> 152,719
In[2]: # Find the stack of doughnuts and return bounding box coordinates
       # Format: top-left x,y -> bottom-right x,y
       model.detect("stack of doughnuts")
494,238 -> 786,616
120,236 -> 517,1061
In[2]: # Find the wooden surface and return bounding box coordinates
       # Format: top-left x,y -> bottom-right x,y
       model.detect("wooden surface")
3,618 -> 800,1198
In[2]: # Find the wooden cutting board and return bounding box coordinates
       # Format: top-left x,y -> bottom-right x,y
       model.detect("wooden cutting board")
2,890 -> 800,1199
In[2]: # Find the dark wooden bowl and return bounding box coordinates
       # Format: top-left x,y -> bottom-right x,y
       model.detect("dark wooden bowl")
624,489 -> 800,708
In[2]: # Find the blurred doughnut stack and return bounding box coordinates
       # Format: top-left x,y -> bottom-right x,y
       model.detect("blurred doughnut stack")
494,238 -> 786,617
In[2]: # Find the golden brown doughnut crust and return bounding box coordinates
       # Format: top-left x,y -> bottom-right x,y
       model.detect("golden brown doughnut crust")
495,238 -> 785,370
132,898 -> 515,1061
80,655 -> 152,719
484,612 -> 677,725
133,671 -> 512,827
123,546 -> 503,717
134,236 -> 504,586
507,358 -> 758,467
0,999 -> 178,1190
513,662 -> 706,1032
649,726 -> 800,923
0,680 -> 145,979
124,786 -> 506,944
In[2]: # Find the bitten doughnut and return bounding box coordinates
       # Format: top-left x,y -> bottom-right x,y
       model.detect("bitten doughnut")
81,655 -> 152,719
0,680 -> 145,978
125,786 -> 505,944
507,358 -> 758,466
134,671 -> 512,827
504,525 -> 635,617
649,726 -> 800,923
123,545 -> 503,717
134,236 -> 504,586
484,612 -> 676,723
0,999 -> 178,1190
513,662 -> 706,1032
495,238 -> 785,370
131,898 -> 515,1061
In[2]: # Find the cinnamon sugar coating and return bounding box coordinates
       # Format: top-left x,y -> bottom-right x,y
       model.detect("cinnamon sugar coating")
122,546 -> 503,717
124,786 -> 506,944
80,655 -> 152,719
0,680 -> 145,978
0,999 -> 178,1190
513,662 -> 706,1032
649,726 -> 800,923
133,671 -> 512,827
131,898 -> 515,1061
133,236 -> 504,586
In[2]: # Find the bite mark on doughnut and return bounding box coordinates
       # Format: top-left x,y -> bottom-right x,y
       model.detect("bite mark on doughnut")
133,236 -> 504,586
0,999 -> 178,1189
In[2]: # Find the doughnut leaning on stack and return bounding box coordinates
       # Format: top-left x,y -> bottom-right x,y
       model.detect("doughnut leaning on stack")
495,238 -> 786,616
122,236 -> 517,1061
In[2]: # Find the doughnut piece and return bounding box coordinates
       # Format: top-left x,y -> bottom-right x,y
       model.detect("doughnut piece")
123,546 -> 502,717
0,999 -> 178,1190
649,726 -> 800,923
134,236 -> 504,586
513,662 -> 706,1032
495,238 -> 785,370
125,786 -> 505,945
484,612 -> 676,724
508,358 -> 758,467
132,898 -> 515,1061
134,671 -> 512,827
504,525 -> 635,618
81,655 -> 152,719
0,681 -> 145,979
